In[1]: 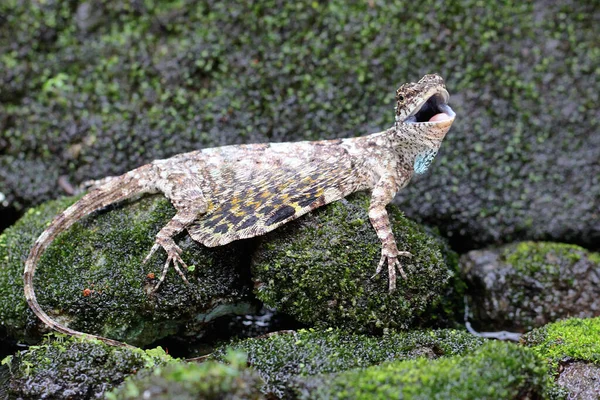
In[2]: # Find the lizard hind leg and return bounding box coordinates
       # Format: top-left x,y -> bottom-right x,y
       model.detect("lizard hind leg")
143,209 -> 201,292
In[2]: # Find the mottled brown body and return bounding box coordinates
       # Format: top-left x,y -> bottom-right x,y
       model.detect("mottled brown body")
24,74 -> 455,348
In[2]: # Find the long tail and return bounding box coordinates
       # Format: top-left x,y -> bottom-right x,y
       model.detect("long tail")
23,164 -> 156,348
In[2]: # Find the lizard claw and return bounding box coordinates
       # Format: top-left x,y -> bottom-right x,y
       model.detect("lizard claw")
371,250 -> 411,292
142,244 -> 161,264
370,254 -> 387,279
144,239 -> 191,293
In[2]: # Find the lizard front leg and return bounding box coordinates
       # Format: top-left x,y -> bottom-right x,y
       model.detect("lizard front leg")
368,175 -> 412,292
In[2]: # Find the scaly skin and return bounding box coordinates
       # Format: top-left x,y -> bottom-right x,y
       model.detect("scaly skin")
24,74 -> 455,348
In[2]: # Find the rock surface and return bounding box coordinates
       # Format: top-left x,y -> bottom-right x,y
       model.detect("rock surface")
462,241 -> 600,332
556,362 -> 600,400
0,191 -> 458,346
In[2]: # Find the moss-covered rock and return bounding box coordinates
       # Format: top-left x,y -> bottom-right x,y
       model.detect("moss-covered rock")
523,317 -> 600,399
462,242 -> 600,332
0,195 -> 254,346
210,328 -> 485,397
1,0 -> 597,251
252,192 -> 461,332
107,351 -> 263,400
4,334 -> 176,399
523,317 -> 600,367
299,341 -> 553,399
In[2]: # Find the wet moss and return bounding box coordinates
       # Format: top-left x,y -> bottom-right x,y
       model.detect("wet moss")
107,351 -> 263,400
300,341 -> 553,399
210,328 -> 485,397
252,192 -> 460,332
5,334 -> 176,399
0,195 -> 252,346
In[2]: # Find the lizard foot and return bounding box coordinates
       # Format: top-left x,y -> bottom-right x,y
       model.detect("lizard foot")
143,239 -> 190,292
371,251 -> 412,292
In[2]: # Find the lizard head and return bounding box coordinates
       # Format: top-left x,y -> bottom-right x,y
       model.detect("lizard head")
394,74 -> 456,174
395,74 -> 455,137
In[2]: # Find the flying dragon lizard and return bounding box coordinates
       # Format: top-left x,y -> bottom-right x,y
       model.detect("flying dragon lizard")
24,74 -> 456,347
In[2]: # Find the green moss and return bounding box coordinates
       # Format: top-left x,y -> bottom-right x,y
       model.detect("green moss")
211,328 -> 484,396
523,317 -> 600,368
301,341 -> 553,399
107,351 -> 263,400
0,195 -> 251,346
6,333 -> 176,399
252,192 -> 460,331
504,242 -> 593,275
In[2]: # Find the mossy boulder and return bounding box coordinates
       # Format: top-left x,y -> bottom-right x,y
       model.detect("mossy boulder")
0,195 -> 254,346
210,328 -> 485,397
4,334 -> 176,399
252,192 -> 461,332
523,317 -> 600,399
523,317 -> 600,367
1,1 -> 597,252
107,351 -> 263,400
462,242 -> 600,332
298,341 -> 553,399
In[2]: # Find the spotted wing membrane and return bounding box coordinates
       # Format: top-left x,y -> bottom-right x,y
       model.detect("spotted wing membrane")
187,162 -> 351,247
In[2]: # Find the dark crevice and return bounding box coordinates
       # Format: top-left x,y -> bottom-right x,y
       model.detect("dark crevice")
0,206 -> 21,234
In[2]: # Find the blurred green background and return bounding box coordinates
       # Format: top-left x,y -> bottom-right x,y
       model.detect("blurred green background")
0,0 -> 598,249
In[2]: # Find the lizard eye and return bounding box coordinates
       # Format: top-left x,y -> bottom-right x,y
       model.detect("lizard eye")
397,95 -> 405,102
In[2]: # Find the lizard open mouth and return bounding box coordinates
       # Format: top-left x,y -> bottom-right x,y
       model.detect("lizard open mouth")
404,90 -> 455,124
